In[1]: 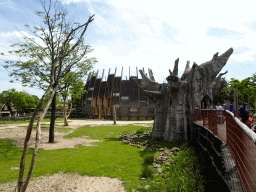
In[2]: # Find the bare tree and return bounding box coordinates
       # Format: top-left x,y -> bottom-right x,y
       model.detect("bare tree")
1,0 -> 95,191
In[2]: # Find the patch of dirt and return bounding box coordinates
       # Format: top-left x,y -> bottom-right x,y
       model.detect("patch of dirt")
0,172 -> 126,192
0,120 -> 101,150
0,119 -> 153,150
0,119 -> 153,191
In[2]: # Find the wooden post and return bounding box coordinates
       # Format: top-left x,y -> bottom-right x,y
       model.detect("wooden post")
234,92 -> 239,117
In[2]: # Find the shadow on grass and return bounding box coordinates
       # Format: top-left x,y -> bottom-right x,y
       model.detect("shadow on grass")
0,139 -> 34,161
104,137 -> 119,142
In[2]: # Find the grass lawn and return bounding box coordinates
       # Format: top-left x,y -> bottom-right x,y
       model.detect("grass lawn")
0,124 -> 206,191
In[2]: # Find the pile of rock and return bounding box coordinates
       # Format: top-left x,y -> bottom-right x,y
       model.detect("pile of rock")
119,133 -> 152,148
155,148 -> 179,166
119,133 -> 180,156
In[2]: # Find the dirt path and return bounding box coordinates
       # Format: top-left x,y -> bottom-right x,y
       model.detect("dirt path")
0,119 -> 153,192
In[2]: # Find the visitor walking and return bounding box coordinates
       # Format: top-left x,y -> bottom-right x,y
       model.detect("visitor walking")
250,114 -> 256,132
216,103 -> 224,123
206,103 -> 213,109
216,103 -> 223,110
229,103 -> 233,112
223,101 -> 227,109
239,103 -> 249,124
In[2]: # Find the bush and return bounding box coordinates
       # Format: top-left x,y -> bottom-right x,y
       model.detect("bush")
144,154 -> 154,165
136,128 -> 144,134
141,166 -> 153,178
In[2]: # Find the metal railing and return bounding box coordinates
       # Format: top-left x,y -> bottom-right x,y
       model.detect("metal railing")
194,109 -> 256,192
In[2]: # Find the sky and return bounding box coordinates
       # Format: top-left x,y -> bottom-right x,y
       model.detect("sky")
0,0 -> 256,98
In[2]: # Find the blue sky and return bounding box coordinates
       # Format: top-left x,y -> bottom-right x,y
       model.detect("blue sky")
0,0 -> 256,98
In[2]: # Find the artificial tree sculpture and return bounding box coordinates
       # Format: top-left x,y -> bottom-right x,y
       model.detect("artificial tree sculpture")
132,48 -> 233,141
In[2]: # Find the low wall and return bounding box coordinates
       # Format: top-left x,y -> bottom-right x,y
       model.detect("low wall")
193,122 -> 243,192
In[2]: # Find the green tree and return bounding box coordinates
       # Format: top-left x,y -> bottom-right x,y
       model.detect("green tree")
214,76 -> 256,109
229,77 -> 256,108
59,79 -> 87,125
1,0 -> 95,191
70,79 -> 87,110
58,62 -> 93,126
2,1 -> 96,143
0,89 -> 40,113
42,92 -> 61,108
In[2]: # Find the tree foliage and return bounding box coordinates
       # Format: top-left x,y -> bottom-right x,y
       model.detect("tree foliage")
213,75 -> 256,109
0,89 -> 40,113
0,0 -> 95,191
69,79 -> 87,110
42,91 -> 61,108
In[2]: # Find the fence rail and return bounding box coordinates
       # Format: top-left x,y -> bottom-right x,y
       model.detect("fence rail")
194,109 -> 256,192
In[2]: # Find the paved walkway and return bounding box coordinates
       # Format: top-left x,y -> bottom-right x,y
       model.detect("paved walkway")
194,119 -> 227,143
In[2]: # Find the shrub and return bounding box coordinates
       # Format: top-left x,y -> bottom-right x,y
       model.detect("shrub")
144,154 -> 154,165
141,166 -> 153,178
136,128 -> 144,134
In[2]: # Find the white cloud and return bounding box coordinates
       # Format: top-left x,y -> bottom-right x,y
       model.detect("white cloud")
2,0 -> 256,98
0,31 -> 46,61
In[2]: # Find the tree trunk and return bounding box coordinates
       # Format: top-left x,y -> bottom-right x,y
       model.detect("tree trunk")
18,85 -> 56,192
67,102 -> 72,118
63,97 -> 68,126
49,93 -> 56,143
113,107 -> 116,125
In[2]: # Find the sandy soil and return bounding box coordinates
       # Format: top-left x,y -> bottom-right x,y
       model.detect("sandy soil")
0,119 -> 153,192
0,172 -> 126,192
0,119 -> 153,150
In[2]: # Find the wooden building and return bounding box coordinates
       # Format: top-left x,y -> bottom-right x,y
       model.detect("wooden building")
81,67 -> 156,120
0,103 -> 17,117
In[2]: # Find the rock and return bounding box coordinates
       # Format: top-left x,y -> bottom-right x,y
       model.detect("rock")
157,168 -> 162,173
161,156 -> 168,160
170,147 -> 179,152
164,162 -> 169,166
137,186 -> 142,190
153,173 -> 159,177
153,163 -> 161,168
144,185 -> 150,190
123,140 -> 129,144
157,155 -> 168,164
141,178 -> 146,180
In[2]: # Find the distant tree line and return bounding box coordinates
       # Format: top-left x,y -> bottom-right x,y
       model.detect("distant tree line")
213,73 -> 256,109
0,89 -> 40,113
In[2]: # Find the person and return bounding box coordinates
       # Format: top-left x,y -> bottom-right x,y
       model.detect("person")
223,101 -> 227,110
216,103 -> 223,110
248,114 -> 253,126
239,103 -> 249,124
215,103 -> 224,123
206,103 -> 213,109
251,114 -> 256,132
229,103 -> 233,112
